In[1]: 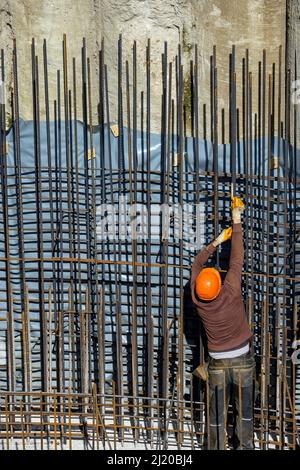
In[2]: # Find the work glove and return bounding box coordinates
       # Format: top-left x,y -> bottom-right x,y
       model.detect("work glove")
212,227 -> 232,247
232,196 -> 245,224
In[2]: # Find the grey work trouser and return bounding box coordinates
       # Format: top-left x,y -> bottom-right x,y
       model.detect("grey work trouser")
207,352 -> 255,450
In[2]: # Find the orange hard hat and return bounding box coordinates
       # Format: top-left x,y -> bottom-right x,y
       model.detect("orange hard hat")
195,267 -> 221,301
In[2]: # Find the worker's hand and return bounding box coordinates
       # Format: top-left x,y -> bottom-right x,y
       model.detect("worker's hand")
212,227 -> 232,247
232,196 -> 245,224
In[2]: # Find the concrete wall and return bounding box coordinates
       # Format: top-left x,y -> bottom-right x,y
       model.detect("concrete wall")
0,0 -> 286,135
287,0 -> 300,141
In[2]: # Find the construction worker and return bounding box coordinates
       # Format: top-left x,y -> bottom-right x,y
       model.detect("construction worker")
190,197 -> 254,450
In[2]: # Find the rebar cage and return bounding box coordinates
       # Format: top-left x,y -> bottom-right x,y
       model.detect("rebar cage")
0,37 -> 299,450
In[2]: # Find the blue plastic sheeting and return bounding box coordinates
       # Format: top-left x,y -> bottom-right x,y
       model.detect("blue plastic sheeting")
0,119 -> 298,402
4,119 -> 299,174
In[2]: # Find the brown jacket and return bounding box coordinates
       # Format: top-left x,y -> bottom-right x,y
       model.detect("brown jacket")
190,223 -> 252,352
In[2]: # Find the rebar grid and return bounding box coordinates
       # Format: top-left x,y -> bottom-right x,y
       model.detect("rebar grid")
0,36 -> 299,450
0,390 -> 297,450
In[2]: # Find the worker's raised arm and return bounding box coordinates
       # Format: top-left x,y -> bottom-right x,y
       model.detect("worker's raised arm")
190,227 -> 232,305
191,243 -> 216,288
224,198 -> 245,292
190,244 -> 216,304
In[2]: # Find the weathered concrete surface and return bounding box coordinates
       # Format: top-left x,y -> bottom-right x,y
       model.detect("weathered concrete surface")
188,1 -> 285,122
0,0 -> 105,126
287,0 -> 300,72
287,0 -> 300,141
0,0 -> 285,135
